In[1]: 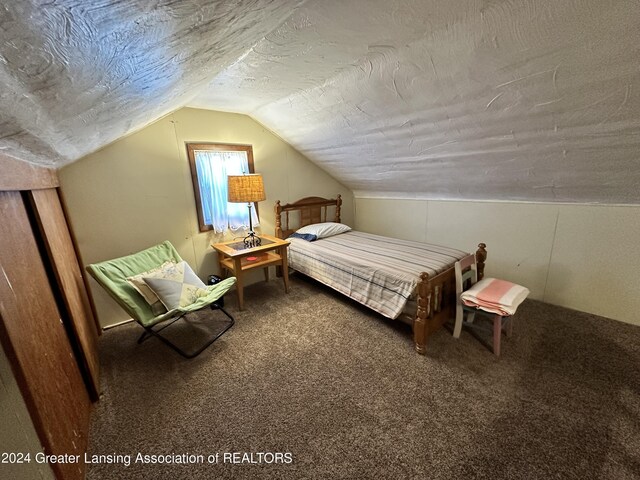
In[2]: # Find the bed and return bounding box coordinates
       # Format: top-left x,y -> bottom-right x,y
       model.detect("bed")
274,195 -> 487,354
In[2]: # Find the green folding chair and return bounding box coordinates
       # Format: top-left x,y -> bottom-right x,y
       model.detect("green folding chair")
87,241 -> 236,358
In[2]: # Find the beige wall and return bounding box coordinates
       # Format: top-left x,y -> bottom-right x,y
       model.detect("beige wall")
355,197 -> 640,326
60,107 -> 353,327
59,106 -> 637,328
0,345 -> 55,480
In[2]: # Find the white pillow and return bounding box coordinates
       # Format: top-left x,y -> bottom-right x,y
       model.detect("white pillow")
296,222 -> 351,239
142,261 -> 208,310
126,261 -> 175,315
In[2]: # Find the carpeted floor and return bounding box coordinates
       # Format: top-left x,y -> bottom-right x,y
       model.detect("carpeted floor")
87,275 -> 640,480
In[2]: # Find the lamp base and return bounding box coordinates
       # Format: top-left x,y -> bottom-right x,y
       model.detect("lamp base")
243,231 -> 261,249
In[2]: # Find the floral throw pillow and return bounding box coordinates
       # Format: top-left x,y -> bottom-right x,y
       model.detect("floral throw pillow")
126,261 -> 175,315
142,261 -> 208,310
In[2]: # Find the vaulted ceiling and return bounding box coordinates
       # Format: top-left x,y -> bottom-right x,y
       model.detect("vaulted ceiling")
1,0 -> 639,204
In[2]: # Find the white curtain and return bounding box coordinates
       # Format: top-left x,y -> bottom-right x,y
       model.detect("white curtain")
194,150 -> 260,233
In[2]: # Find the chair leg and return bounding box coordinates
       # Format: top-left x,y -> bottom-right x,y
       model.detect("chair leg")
466,311 -> 476,324
138,314 -> 185,344
139,307 -> 235,359
137,330 -> 151,344
492,315 -> 502,356
505,316 -> 513,337
453,305 -> 464,338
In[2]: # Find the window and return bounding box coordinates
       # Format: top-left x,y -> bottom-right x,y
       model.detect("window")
186,143 -> 259,233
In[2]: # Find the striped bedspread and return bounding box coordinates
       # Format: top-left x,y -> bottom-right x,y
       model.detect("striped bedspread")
287,231 -> 468,319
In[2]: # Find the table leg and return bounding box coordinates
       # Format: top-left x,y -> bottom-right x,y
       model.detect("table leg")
218,256 -> 226,278
233,257 -> 244,310
264,267 -> 270,282
281,246 -> 290,293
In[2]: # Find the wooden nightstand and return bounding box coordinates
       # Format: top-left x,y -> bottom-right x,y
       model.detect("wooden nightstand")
212,234 -> 290,310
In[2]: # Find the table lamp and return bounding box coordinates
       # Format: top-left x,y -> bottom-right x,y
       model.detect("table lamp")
227,174 -> 266,248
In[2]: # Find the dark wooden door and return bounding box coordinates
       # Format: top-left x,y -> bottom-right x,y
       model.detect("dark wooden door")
0,191 -> 91,480
29,188 -> 100,399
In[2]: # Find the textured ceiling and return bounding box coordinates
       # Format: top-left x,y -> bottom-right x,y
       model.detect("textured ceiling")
1,0 -> 639,204
0,0 -> 303,164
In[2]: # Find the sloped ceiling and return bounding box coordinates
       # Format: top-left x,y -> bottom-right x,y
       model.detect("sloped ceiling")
1,0 -> 639,204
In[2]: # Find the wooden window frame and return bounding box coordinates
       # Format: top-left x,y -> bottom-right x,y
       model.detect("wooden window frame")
186,143 -> 256,233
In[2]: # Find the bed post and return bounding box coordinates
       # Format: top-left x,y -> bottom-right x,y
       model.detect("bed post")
335,194 -> 342,223
275,200 -> 283,239
475,243 -> 487,280
414,272 -> 431,355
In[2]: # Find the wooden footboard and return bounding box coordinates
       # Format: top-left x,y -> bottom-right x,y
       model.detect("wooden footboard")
413,243 -> 487,354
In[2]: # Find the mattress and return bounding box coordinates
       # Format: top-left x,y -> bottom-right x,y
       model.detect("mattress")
287,230 -> 468,319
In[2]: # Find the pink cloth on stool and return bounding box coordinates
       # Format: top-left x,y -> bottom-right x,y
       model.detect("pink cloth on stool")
461,277 -> 530,316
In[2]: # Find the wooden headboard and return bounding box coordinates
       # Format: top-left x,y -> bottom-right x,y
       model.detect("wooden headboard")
274,195 -> 342,239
